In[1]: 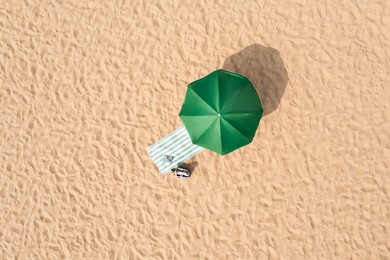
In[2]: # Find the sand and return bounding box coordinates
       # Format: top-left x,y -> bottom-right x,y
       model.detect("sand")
1,0 -> 389,259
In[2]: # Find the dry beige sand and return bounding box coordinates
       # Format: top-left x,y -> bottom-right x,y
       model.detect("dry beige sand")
1,0 -> 390,259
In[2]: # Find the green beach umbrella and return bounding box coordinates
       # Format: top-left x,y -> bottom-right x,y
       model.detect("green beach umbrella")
179,69 -> 263,155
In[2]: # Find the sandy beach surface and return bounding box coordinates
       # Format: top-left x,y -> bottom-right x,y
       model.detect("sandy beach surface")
1,0 -> 389,259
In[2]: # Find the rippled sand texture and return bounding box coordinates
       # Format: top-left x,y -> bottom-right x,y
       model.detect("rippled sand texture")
1,0 -> 389,259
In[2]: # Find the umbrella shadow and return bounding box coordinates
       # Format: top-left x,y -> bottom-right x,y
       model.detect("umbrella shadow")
223,44 -> 289,116
179,161 -> 199,174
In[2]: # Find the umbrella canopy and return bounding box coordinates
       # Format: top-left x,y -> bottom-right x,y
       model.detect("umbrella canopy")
179,69 -> 263,155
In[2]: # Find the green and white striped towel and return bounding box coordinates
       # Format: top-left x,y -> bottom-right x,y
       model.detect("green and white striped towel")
147,125 -> 204,175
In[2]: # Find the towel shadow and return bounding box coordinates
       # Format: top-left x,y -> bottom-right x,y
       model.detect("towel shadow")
223,44 -> 289,116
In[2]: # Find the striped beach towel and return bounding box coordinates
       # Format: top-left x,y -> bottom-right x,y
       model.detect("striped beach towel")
147,125 -> 204,175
